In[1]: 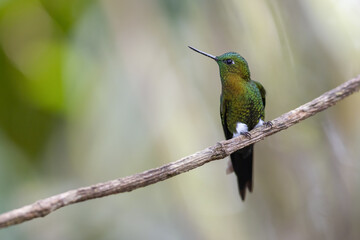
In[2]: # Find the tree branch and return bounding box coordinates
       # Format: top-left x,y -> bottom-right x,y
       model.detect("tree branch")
1,75 -> 360,229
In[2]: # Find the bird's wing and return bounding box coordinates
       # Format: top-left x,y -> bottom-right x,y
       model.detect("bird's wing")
253,80 -> 266,107
220,94 -> 232,140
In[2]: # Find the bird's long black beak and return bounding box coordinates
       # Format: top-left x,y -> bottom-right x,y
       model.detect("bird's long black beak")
188,46 -> 217,60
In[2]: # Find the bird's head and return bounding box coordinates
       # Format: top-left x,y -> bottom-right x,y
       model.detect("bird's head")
189,46 -> 250,80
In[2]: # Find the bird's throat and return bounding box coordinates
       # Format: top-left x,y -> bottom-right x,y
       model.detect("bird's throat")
221,75 -> 247,98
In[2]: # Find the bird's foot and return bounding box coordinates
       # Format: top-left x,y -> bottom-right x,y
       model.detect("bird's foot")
240,131 -> 251,139
264,121 -> 273,128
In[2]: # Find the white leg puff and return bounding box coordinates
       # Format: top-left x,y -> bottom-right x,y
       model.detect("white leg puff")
255,119 -> 264,128
233,122 -> 248,138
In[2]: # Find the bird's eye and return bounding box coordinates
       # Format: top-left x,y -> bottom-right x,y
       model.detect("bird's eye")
225,59 -> 234,65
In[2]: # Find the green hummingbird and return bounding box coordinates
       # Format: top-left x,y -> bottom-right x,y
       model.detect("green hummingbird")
189,46 -> 270,201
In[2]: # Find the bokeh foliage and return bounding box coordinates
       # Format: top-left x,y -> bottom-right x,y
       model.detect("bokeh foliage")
1,0 -> 360,239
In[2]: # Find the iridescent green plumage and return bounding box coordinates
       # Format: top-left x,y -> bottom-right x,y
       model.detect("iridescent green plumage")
189,47 -> 267,201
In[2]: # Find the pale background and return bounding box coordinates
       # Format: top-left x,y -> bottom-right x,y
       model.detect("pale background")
1,0 -> 360,239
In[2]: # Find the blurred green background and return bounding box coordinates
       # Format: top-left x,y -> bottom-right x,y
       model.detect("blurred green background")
1,0 -> 360,239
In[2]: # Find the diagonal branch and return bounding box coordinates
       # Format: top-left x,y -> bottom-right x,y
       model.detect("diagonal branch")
1,75 -> 360,229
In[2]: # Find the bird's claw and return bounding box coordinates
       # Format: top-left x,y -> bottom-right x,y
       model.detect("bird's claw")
264,121 -> 273,128
241,132 -> 251,139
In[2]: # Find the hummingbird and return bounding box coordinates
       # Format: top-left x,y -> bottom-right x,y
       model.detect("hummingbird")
189,46 -> 270,201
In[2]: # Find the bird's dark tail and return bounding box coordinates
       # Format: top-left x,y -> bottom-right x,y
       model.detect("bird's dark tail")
230,144 -> 254,201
